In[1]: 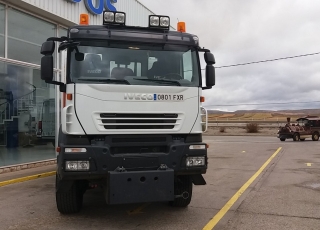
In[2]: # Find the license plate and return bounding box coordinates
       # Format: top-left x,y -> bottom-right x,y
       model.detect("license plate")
154,94 -> 184,101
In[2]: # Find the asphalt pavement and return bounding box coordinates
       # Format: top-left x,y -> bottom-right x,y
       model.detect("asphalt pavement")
1,136 -> 320,230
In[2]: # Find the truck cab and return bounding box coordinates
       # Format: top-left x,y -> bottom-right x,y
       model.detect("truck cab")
40,12 -> 215,214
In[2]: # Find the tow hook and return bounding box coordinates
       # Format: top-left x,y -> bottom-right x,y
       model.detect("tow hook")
115,166 -> 126,172
175,191 -> 189,200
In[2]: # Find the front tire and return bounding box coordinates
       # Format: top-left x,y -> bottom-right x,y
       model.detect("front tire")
312,132 -> 319,141
56,176 -> 84,214
280,138 -> 285,142
169,175 -> 193,207
293,133 -> 300,142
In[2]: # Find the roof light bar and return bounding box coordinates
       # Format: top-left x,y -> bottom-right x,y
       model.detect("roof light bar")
103,11 -> 126,26
149,15 -> 170,29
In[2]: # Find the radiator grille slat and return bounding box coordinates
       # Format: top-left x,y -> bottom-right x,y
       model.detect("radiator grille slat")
99,113 -> 180,130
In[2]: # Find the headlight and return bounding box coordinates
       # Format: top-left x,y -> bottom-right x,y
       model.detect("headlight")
65,161 -> 90,171
149,15 -> 170,28
115,12 -> 125,24
104,12 -> 115,23
103,11 -> 126,25
186,157 -> 205,167
65,148 -> 87,153
149,16 -> 160,26
189,145 -> 206,150
160,17 -> 170,27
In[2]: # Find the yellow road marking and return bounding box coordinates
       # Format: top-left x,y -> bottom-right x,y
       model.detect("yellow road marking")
306,163 -> 312,167
203,147 -> 282,230
127,203 -> 151,215
0,171 -> 56,187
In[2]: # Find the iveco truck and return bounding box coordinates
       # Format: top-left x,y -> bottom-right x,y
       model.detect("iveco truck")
40,11 -> 216,214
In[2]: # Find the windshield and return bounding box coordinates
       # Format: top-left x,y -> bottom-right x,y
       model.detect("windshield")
69,42 -> 200,87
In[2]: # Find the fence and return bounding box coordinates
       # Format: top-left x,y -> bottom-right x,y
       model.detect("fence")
208,118 -> 289,128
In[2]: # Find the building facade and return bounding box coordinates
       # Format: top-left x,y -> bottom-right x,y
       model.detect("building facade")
0,0 -> 162,167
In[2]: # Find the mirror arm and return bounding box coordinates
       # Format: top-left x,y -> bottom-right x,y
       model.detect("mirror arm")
59,84 -> 66,93
74,46 -> 81,54
47,36 -> 69,42
202,86 -> 212,90
45,80 -> 64,86
198,47 -> 211,52
45,80 -> 66,92
58,41 -> 80,53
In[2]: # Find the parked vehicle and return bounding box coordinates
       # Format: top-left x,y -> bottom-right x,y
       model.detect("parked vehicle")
277,116 -> 320,141
39,11 -> 215,214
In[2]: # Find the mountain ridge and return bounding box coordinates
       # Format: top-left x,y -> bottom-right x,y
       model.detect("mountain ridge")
208,109 -> 320,115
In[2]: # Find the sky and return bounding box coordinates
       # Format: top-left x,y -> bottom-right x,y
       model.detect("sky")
138,0 -> 320,112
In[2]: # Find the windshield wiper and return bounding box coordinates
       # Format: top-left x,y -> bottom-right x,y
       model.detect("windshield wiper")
133,78 -> 181,86
77,78 -> 130,85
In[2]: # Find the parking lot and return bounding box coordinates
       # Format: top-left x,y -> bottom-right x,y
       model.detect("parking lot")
1,136 -> 320,230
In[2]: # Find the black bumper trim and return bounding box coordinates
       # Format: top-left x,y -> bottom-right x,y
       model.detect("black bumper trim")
57,142 -> 207,180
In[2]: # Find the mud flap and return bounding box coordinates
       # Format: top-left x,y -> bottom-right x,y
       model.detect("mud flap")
106,169 -> 174,205
191,174 -> 206,185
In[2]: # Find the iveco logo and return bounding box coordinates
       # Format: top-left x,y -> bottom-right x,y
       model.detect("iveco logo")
124,93 -> 154,101
87,69 -> 102,74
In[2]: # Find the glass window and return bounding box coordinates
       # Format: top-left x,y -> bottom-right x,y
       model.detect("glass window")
69,43 -> 200,87
182,50 -> 193,81
7,8 -> 56,65
0,4 -> 5,57
0,62 -> 56,167
59,27 -> 68,37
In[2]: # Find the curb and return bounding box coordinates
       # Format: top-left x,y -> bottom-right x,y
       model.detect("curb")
0,171 -> 56,187
0,159 -> 57,175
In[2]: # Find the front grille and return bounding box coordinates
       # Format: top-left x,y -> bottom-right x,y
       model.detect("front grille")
100,113 -> 178,118
111,145 -> 168,154
112,137 -> 167,143
97,113 -> 181,130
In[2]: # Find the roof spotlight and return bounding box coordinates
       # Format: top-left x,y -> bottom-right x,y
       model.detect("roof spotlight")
149,15 -> 170,29
103,11 -> 126,25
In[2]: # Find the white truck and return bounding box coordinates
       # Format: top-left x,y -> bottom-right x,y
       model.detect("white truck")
40,11 -> 215,214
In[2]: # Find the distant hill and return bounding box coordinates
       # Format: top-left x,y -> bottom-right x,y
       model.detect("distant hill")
208,110 -> 271,114
208,109 -> 320,115
208,109 -> 320,121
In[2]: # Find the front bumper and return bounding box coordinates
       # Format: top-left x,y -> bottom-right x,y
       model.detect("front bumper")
107,169 -> 175,204
277,133 -> 293,139
57,142 -> 208,180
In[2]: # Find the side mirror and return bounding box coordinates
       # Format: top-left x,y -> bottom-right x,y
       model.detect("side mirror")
41,56 -> 54,82
204,52 -> 215,65
40,41 -> 55,82
75,52 -> 85,61
41,41 -> 55,55
204,52 -> 215,89
206,65 -> 215,87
